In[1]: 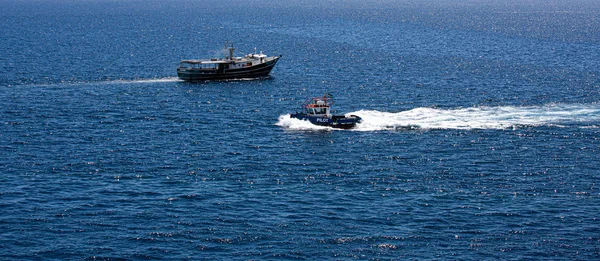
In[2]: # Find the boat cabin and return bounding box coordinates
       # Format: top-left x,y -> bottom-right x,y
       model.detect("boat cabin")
179,60 -> 219,70
303,97 -> 332,117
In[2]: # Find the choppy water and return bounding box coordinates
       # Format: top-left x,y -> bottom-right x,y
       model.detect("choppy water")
1,0 -> 600,260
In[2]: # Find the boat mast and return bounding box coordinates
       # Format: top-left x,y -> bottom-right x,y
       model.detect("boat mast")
226,42 -> 235,61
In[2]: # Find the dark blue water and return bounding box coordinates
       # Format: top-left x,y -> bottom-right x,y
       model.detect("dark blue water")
2,0 -> 600,259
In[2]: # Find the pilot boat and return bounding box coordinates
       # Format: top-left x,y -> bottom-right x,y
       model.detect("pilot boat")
290,94 -> 362,129
177,43 -> 281,81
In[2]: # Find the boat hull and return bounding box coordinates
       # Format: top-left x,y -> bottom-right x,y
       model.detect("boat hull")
177,56 -> 280,81
290,113 -> 362,129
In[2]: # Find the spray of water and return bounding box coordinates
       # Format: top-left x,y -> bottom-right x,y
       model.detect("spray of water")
276,114 -> 335,131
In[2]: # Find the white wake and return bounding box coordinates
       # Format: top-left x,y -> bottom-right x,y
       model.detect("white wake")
111,77 -> 182,84
276,114 -> 335,131
277,104 -> 600,131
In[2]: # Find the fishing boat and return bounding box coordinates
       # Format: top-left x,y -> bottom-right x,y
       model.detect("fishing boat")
290,94 -> 362,129
177,43 -> 281,81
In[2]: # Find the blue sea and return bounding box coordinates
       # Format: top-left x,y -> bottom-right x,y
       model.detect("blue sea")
1,0 -> 600,259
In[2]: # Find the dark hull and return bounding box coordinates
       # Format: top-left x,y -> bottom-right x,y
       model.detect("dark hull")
290,113 -> 362,129
177,57 -> 280,81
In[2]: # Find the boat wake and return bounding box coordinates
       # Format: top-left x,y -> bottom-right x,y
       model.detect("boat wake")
277,104 -> 600,131
16,77 -> 183,88
108,77 -> 183,84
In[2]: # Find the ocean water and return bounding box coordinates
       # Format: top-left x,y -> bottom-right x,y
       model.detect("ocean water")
1,0 -> 600,259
